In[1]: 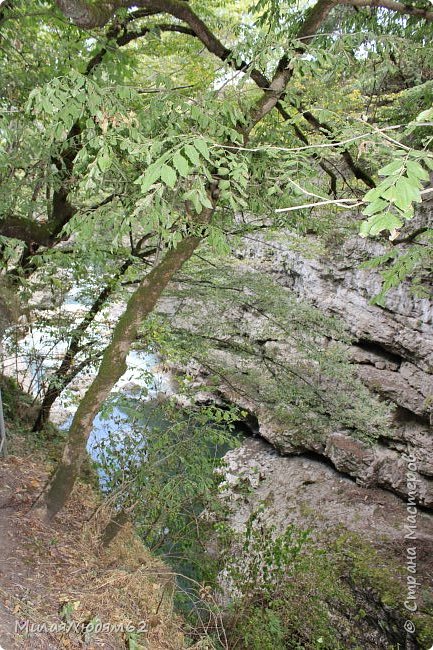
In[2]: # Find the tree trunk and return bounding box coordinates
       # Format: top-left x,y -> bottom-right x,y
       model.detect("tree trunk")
32,233 -> 202,521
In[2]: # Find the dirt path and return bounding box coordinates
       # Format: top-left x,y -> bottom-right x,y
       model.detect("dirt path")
0,457 -> 63,649
0,454 -> 183,650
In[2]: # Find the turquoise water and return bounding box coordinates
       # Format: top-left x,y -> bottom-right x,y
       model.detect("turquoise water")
54,348 -> 172,462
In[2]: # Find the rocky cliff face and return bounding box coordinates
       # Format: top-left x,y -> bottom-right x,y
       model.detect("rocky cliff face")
161,208 -> 433,509
216,221 -> 433,646
233,224 -> 433,507
219,437 -> 433,649
159,210 -> 433,646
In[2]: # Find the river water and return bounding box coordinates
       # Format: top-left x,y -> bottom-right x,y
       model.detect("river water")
1,287 -> 173,461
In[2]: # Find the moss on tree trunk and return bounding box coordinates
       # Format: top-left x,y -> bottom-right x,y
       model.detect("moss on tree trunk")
32,234 -> 202,521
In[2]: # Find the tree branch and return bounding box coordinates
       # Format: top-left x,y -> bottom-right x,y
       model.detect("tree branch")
247,0 -> 338,129
1,13 -> 173,257
294,107 -> 376,188
0,215 -> 52,246
57,0 -> 433,30
341,0 -> 433,20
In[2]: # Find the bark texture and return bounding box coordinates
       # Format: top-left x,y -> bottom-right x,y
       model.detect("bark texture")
32,234 -> 202,520
32,0 -> 388,521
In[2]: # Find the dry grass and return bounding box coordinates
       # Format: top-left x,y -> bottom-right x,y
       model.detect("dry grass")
0,451 -> 185,649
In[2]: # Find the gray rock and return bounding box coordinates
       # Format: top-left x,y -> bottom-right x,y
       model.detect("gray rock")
162,218 -> 433,507
356,365 -> 431,418
232,228 -> 433,505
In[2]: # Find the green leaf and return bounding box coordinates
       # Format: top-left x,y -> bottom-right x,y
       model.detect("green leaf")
362,198 -> 388,217
206,226 -> 230,254
193,138 -> 211,162
183,189 -> 202,213
360,212 -> 403,238
423,156 -> 433,171
363,176 -> 395,202
137,164 -> 161,192
160,164 -> 177,189
184,144 -> 200,166
406,160 -> 429,181
198,191 -> 213,209
172,152 -> 189,177
387,177 -> 421,211
26,88 -> 38,111
378,160 -> 404,177
97,150 -> 112,172
416,108 -> 433,122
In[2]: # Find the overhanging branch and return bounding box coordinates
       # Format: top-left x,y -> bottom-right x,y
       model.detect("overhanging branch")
2,12 -> 179,253
56,0 -> 433,29
342,0 -> 433,20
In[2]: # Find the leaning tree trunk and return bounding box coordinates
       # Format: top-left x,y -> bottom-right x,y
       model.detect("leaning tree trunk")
32,233 -> 202,521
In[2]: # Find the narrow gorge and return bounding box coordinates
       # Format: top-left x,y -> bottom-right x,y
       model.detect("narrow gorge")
156,205 -> 433,647
1,0 -> 433,647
